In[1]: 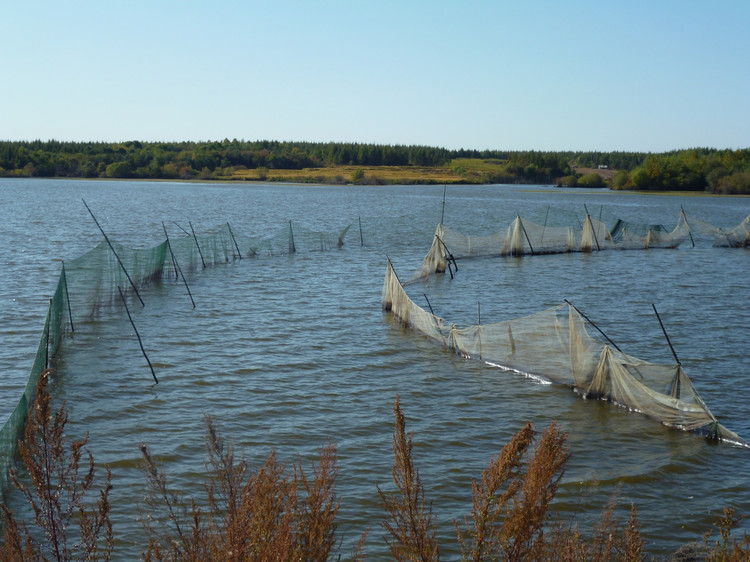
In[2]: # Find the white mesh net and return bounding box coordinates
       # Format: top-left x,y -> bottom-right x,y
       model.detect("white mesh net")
414,211 -> 748,280
383,259 -> 746,446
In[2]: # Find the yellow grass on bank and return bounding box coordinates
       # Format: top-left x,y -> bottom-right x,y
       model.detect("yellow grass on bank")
231,165 -> 464,184
230,159 -> 508,185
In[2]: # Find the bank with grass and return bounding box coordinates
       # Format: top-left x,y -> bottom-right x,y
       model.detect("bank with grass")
1,140 -> 748,193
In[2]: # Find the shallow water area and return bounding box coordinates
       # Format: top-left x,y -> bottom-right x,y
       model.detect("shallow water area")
1,178 -> 749,558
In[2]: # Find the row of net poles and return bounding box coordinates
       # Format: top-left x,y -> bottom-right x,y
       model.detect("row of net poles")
81,201 -> 203,384
83,200 -> 163,383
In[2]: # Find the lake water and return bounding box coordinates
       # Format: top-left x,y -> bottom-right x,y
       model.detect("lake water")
1,178 -> 748,559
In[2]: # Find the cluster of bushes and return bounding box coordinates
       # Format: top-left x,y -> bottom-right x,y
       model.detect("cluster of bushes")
609,149 -> 750,194
3,372 -> 750,560
554,149 -> 750,195
556,172 -> 608,188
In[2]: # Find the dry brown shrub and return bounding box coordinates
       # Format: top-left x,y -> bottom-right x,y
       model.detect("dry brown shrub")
0,369 -> 113,561
454,420 -> 647,562
140,415 -> 340,561
19,382 -> 750,562
704,507 -> 750,561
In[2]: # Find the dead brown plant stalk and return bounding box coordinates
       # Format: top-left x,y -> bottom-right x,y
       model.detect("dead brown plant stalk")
378,395 -> 439,561
140,416 -> 341,561
498,420 -> 569,560
704,507 -> 750,561
0,369 -> 113,561
454,422 -> 535,560
588,493 -> 643,562
454,420 -> 647,562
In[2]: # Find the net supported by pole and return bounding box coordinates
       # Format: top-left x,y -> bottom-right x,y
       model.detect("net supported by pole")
383,259 -> 746,446
0,218 -> 354,497
412,210 -> 748,281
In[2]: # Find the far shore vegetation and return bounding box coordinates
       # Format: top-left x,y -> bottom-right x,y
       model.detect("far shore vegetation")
1,140 -> 749,195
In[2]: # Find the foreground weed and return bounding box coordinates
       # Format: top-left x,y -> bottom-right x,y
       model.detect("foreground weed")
455,422 -> 535,560
378,396 -> 439,561
704,507 -> 750,561
140,415 -> 341,561
0,369 -> 113,561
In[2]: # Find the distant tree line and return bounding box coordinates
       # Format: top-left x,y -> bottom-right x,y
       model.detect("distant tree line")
0,140 -> 457,180
0,140 -> 747,193
0,140 -> 642,183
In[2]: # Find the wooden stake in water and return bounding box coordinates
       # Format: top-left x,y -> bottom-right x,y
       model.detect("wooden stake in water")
62,261 -> 75,333
441,184 -> 447,224
583,204 -> 601,251
564,299 -> 621,352
517,214 -> 535,255
358,216 -> 364,246
478,301 -> 482,360
189,221 -> 207,269
118,286 -> 158,384
289,220 -> 296,253
172,221 -> 191,236
681,205 -> 695,248
652,303 -> 681,365
435,235 -> 458,274
423,294 -> 435,316
82,198 -> 145,306
45,300 -> 51,369
386,256 -> 404,287
163,222 -> 196,309
227,222 -> 242,259
541,205 -> 550,245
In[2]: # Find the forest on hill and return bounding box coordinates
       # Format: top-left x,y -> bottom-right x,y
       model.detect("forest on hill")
0,140 -> 747,194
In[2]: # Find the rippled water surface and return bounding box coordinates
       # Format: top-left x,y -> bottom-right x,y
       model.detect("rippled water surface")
1,178 -> 749,558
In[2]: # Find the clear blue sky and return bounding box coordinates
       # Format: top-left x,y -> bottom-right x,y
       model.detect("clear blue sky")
2,0 -> 749,152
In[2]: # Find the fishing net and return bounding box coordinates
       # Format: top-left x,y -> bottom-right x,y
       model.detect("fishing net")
415,211 -> 748,279
682,213 -> 750,248
383,259 -> 746,446
1,219 -> 352,495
